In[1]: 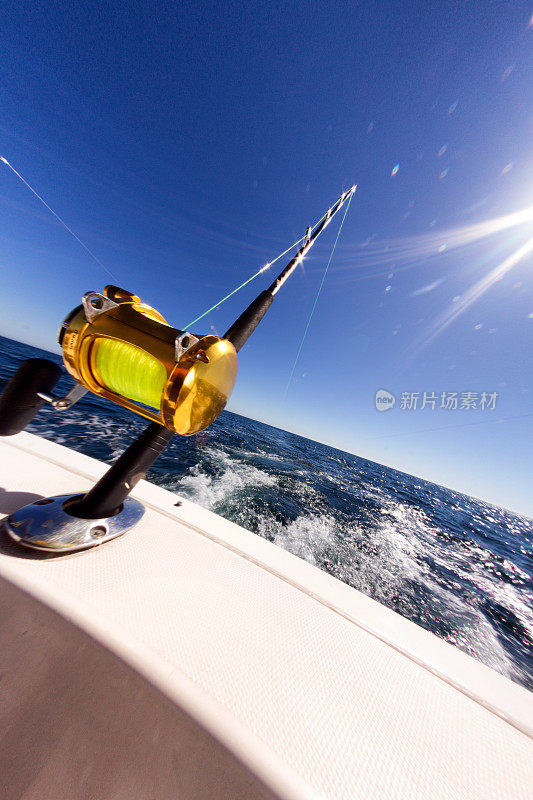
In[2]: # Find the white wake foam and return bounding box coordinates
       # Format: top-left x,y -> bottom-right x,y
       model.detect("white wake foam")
177,448 -> 276,509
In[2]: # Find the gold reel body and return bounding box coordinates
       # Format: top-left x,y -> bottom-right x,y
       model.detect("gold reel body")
59,286 -> 238,435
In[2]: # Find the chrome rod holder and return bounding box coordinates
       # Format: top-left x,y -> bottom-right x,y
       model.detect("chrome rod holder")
3,494 -> 145,553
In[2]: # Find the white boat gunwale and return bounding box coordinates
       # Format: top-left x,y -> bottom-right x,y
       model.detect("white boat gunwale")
1,431 -> 532,800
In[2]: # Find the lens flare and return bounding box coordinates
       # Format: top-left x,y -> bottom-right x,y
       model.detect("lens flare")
406,237 -> 533,361
410,278 -> 445,297
335,204 -> 533,278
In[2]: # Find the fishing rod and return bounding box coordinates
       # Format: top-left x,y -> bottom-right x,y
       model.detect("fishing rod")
0,185 -> 356,551
225,185 -> 356,350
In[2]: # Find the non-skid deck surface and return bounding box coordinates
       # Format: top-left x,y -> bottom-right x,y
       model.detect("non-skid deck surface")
1,433 -> 532,799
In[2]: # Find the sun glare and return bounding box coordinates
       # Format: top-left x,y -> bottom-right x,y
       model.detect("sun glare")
406,236 -> 533,363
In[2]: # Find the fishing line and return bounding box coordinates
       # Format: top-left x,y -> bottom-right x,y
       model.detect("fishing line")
0,155 -> 116,280
184,208 -> 331,329
94,339 -> 167,408
284,191 -> 353,397
185,267 -> 270,329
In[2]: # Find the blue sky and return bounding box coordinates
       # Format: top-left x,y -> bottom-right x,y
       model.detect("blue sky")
1,1 -> 532,515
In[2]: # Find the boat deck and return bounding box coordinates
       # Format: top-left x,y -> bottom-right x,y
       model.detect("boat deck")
0,432 -> 532,799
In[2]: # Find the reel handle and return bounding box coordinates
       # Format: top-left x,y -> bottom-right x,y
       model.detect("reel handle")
0,358 -> 62,436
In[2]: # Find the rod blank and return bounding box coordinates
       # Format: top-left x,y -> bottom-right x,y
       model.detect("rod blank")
224,186 -> 356,351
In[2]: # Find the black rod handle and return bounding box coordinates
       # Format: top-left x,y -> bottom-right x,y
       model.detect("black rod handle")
68,421 -> 173,519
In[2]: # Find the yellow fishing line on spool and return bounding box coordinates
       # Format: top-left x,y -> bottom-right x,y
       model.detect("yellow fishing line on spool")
93,339 -> 166,409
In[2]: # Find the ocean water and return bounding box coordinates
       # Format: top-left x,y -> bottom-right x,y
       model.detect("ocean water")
1,334 -> 532,690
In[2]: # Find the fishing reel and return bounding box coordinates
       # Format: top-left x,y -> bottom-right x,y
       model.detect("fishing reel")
0,286 -> 239,551
59,285 -> 238,435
